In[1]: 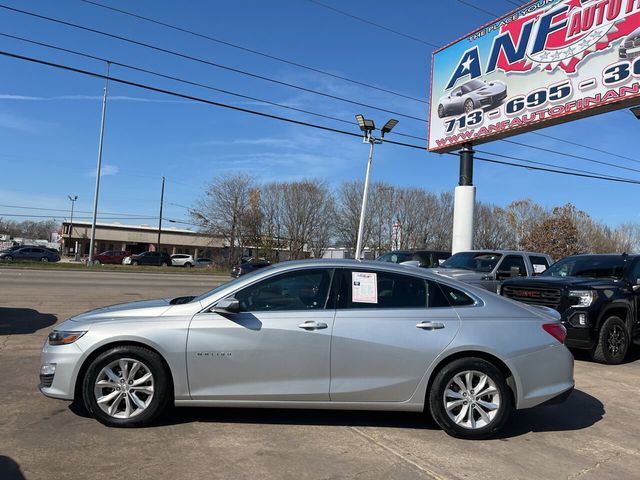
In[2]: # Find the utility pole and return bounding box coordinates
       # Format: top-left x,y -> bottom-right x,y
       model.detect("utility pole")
67,195 -> 78,259
451,143 -> 476,254
157,176 -> 165,252
88,62 -> 110,265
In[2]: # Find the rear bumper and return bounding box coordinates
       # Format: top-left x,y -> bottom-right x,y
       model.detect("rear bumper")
538,386 -> 574,407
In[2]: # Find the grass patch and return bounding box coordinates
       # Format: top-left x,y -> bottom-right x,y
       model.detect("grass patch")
0,260 -> 230,275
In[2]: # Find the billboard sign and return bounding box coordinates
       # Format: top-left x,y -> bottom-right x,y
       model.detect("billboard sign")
428,0 -> 640,152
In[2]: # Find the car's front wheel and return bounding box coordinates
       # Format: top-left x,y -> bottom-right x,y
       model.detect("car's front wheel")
591,316 -> 629,364
464,99 -> 475,114
429,357 -> 512,439
82,345 -> 171,427
184,262 -> 192,268
131,261 -> 139,266
41,257 -> 49,262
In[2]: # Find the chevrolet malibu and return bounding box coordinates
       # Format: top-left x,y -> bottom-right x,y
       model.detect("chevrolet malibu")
40,260 -> 574,439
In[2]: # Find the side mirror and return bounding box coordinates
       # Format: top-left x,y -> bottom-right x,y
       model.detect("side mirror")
213,298 -> 240,314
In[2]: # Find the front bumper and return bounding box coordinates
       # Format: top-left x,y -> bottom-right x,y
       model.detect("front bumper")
39,341 -> 84,400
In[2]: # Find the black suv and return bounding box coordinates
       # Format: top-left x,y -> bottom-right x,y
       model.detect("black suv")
501,254 -> 640,364
128,251 -> 172,266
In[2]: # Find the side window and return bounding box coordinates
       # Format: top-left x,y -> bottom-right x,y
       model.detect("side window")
348,271 -> 427,309
436,283 -> 476,307
498,255 -> 527,276
529,255 -> 550,275
630,259 -> 640,284
452,87 -> 462,97
235,269 -> 333,312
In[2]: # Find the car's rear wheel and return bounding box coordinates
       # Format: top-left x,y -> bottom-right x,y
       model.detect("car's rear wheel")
464,99 -> 475,114
161,261 -> 168,267
132,261 -> 139,266
438,104 -> 445,118
591,316 -> 629,364
82,346 -> 170,427
429,357 -> 512,439
184,262 -> 192,268
95,259 -> 102,265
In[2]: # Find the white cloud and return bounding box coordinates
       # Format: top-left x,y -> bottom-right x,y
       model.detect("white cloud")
87,164 -> 119,177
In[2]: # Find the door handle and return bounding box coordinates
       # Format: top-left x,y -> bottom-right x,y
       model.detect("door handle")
298,321 -> 328,330
416,321 -> 445,330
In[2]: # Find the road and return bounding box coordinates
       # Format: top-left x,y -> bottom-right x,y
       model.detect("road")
1,268 -> 640,479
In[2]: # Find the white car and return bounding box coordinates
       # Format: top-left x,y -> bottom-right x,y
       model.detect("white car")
170,254 -> 195,268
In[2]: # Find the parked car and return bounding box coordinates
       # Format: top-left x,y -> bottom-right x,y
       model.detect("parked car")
39,259 -> 573,439
377,250 -> 451,268
123,251 -> 172,267
619,26 -> 640,61
194,258 -> 214,269
431,250 -> 552,293
501,253 -> 640,364
437,79 -> 507,118
231,258 -> 271,277
94,250 -> 130,265
0,246 -> 60,262
170,254 -> 195,268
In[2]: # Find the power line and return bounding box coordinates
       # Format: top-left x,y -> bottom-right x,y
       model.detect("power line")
77,0 -> 426,104
3,48 -> 640,188
306,0 -> 439,47
0,32 -> 425,141
0,203 -> 159,218
0,4 -> 426,123
530,131 -> 640,165
456,0 -> 501,17
501,139 -> 640,175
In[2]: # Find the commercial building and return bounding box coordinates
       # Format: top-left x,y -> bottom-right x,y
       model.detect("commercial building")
61,221 -> 224,259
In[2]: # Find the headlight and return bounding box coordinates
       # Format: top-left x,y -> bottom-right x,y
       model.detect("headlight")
48,330 -> 86,345
568,290 -> 597,307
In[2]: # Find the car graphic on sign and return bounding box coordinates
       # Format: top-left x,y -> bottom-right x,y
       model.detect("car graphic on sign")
437,79 -> 508,118
619,27 -> 640,61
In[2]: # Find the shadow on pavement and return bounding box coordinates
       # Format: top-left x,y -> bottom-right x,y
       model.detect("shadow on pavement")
0,456 -> 26,480
0,307 -> 57,335
156,389 -> 603,439
498,389 -> 604,438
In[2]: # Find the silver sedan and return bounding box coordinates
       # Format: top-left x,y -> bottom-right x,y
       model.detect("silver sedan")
39,259 -> 574,439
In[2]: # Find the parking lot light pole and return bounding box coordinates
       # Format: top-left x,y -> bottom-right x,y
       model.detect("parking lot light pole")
354,116 -> 398,261
88,62 -> 110,265
67,195 -> 77,258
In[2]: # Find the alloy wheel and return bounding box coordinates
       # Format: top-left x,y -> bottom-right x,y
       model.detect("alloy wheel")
443,370 -> 500,429
607,325 -> 625,357
94,358 -> 155,419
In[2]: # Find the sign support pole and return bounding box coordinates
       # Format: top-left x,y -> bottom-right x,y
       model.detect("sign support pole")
452,143 -> 476,254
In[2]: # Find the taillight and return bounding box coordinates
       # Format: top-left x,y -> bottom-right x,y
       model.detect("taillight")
543,323 -> 567,344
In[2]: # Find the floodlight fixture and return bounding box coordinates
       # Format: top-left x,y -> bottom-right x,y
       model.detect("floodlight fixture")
68,195 -> 78,202
631,105 -> 640,120
380,119 -> 399,137
355,114 -> 375,133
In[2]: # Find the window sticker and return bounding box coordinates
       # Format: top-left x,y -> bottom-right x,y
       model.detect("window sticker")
352,272 -> 378,304
533,264 -> 547,274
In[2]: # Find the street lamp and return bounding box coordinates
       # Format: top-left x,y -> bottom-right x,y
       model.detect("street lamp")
354,115 -> 398,261
67,195 -> 78,259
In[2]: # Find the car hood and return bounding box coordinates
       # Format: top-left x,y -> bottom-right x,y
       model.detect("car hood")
431,268 -> 486,281
470,82 -> 505,96
68,298 -> 174,324
502,276 -> 623,288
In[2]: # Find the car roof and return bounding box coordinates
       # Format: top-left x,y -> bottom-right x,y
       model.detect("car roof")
451,250 -> 550,256
560,253 -> 639,259
261,259 -> 449,278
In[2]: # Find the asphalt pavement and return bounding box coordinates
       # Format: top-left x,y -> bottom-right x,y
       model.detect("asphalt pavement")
1,268 -> 639,480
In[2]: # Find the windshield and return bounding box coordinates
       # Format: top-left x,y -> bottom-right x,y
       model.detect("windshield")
465,79 -> 485,91
440,252 -> 502,272
191,265 -> 275,303
376,252 -> 414,264
543,256 -> 626,279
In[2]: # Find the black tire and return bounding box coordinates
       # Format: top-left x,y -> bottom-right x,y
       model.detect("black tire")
429,357 -> 513,439
41,257 -> 49,263
437,104 -> 445,118
184,262 -> 192,268
591,316 -> 629,365
132,261 -> 139,266
81,345 -> 171,427
5,255 -> 13,261
464,99 -> 475,114
161,261 -> 168,267
95,259 -> 102,265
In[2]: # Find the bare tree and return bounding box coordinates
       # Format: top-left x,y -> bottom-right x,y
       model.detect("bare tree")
335,181 -> 370,252
193,173 -> 254,266
474,203 -> 515,249
521,204 -> 580,259
506,199 -> 547,250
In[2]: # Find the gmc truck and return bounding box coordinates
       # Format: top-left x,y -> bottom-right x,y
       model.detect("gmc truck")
501,254 -> 640,364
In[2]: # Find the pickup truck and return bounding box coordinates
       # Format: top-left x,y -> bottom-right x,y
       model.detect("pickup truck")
430,250 -> 553,293
501,254 -> 640,364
